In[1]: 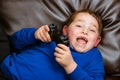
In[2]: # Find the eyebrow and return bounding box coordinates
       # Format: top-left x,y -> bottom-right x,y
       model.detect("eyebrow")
77,20 -> 98,28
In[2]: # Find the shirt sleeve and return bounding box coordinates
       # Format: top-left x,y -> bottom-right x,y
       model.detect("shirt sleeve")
10,28 -> 37,51
68,50 -> 105,80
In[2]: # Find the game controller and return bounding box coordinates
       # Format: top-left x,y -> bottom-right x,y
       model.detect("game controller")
48,24 -> 69,46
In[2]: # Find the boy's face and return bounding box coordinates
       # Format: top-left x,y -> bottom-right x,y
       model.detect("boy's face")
63,13 -> 101,52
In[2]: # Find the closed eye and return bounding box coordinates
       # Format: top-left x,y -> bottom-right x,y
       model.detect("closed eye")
76,25 -> 82,27
90,29 -> 96,32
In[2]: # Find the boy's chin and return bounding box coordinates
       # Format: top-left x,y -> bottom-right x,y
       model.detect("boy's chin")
75,46 -> 93,53
74,47 -> 87,53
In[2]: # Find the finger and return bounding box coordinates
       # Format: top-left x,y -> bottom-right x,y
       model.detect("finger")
42,25 -> 51,42
38,30 -> 46,42
55,57 -> 61,64
38,26 -> 49,42
57,44 -> 69,51
44,29 -> 51,42
44,25 -> 50,32
35,28 -> 43,40
55,47 -> 65,55
45,25 -> 52,41
54,52 -> 63,59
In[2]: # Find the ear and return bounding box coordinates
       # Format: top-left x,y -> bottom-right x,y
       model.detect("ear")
94,37 -> 101,47
62,25 -> 68,35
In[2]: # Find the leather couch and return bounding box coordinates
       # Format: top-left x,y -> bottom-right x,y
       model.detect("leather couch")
0,0 -> 120,80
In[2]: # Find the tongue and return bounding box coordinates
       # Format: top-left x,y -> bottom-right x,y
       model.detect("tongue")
77,38 -> 87,44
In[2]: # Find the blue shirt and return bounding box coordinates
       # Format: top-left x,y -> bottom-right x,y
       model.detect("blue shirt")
0,28 -> 105,80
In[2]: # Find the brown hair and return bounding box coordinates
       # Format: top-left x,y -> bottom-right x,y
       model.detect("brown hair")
65,10 -> 102,36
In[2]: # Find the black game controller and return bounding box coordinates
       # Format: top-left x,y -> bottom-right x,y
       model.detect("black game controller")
48,24 -> 69,46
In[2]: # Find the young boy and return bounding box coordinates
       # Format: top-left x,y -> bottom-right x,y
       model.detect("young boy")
0,10 -> 105,80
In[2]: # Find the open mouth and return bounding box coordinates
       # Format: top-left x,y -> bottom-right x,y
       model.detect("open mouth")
77,36 -> 88,44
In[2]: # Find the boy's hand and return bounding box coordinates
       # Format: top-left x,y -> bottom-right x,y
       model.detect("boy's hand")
54,44 -> 77,74
34,25 -> 51,42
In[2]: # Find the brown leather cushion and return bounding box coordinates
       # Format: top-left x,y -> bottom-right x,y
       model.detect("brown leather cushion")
0,23 -> 10,63
105,76 -> 120,80
0,23 -> 10,79
0,0 -> 120,76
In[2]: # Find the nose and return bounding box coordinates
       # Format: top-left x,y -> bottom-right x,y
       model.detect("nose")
81,29 -> 88,35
